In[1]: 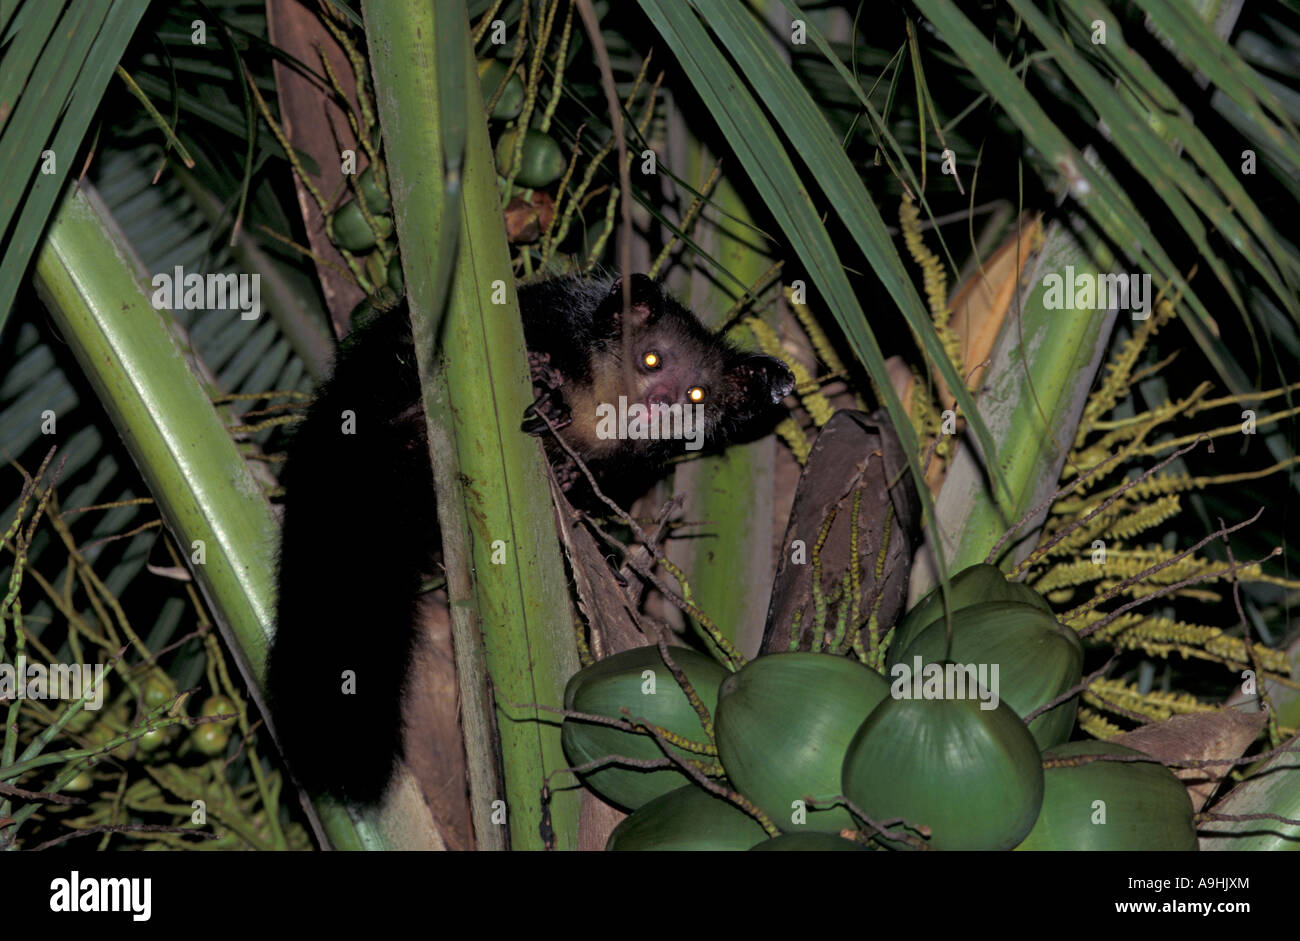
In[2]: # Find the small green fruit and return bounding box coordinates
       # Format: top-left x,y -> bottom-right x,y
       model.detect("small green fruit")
494,129 -> 566,189
201,695 -> 238,729
606,785 -> 768,851
842,691 -> 1044,850
192,724 -> 229,757
88,722 -> 132,760
142,675 -> 172,710
716,652 -> 889,832
477,59 -> 524,120
898,601 -> 1082,747
331,199 -> 393,252
85,724 -> 114,747
889,564 -> 1053,666
137,727 -> 168,754
561,646 -> 727,811
64,771 -> 94,793
1016,741 -> 1198,851
356,163 -> 390,214
387,254 -> 403,293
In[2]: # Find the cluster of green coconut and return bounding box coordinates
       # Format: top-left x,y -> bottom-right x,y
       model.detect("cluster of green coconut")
62,681 -> 239,793
330,158 -> 402,335
476,59 -> 566,190
561,564 -> 1199,851
335,57 -> 565,331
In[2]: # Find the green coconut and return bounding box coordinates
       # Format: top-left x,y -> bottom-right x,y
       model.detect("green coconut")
897,601 -> 1082,747
1016,740 -> 1198,851
842,690 -> 1044,850
356,163 -> 390,214
561,645 -> 727,811
477,59 -> 524,120
716,652 -> 889,832
606,784 -> 768,851
494,128 -> 566,188
888,564 -> 1053,666
749,831 -> 870,851
330,198 -> 393,252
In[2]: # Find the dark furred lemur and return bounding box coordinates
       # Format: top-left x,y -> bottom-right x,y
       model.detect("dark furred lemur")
266,274 -> 795,803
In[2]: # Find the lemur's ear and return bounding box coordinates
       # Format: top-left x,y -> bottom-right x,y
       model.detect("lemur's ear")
599,273 -> 663,328
727,353 -> 796,405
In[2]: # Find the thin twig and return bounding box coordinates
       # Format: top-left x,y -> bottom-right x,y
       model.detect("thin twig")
1219,515 -> 1278,741
1071,510 -> 1271,632
574,0 -> 634,405
1006,436 -> 1208,576
989,448 -> 1126,567
31,823 -> 219,851
1021,651 -> 1118,725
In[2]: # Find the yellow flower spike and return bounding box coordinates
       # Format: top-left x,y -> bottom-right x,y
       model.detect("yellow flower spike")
774,416 -> 811,464
899,194 -> 963,377
1076,707 -> 1123,738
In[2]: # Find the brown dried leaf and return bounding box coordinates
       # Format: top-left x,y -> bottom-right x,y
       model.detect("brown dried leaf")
267,0 -> 366,332
547,474 -> 645,660
945,214 -> 1042,395
1110,710 -> 1267,811
762,410 -> 920,654
901,216 -> 1043,495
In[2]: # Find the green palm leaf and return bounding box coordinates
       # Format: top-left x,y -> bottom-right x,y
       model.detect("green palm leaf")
0,0 -> 151,334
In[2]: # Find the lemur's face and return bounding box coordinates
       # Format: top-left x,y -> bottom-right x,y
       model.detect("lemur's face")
595,275 -> 794,450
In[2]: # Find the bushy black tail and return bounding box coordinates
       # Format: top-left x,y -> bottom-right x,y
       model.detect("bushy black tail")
265,308 -> 434,804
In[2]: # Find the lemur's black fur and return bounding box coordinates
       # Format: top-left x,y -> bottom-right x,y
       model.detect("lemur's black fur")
265,274 -> 794,803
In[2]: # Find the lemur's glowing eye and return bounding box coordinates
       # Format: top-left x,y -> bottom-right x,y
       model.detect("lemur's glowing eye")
642,351 -> 661,369
687,386 -> 706,403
